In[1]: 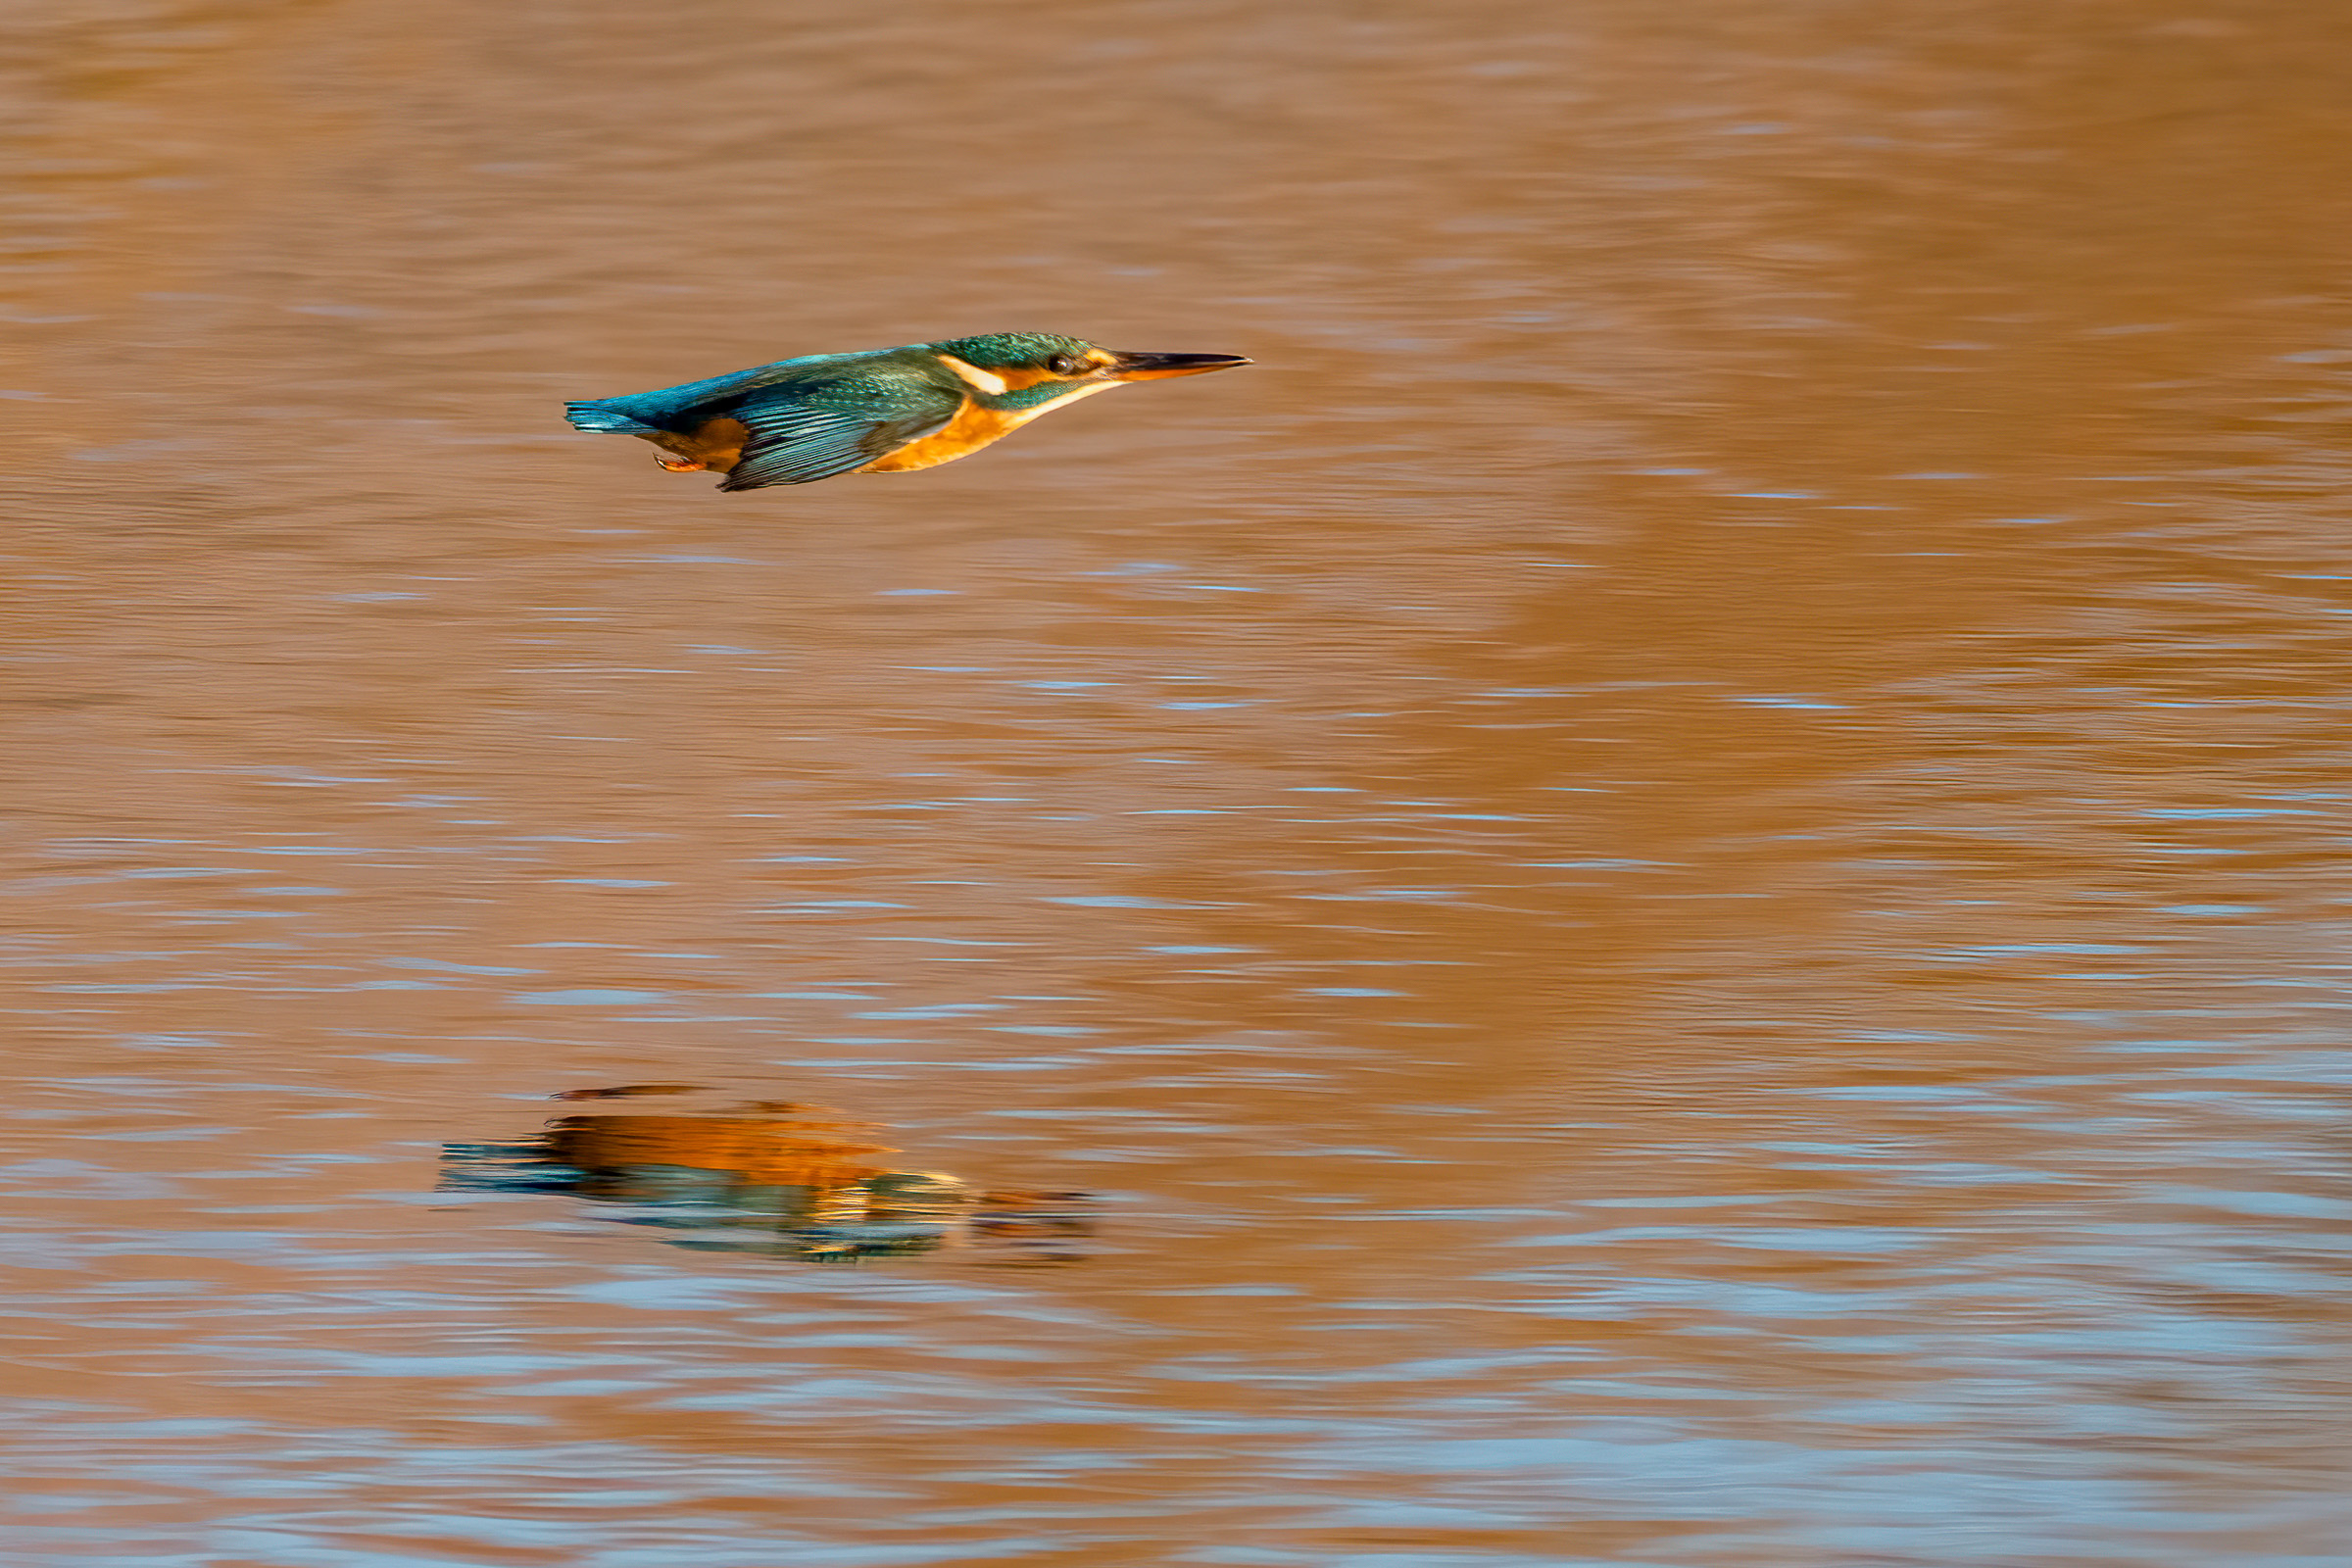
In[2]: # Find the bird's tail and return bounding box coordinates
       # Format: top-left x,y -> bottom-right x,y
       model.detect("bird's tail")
564,399 -> 658,434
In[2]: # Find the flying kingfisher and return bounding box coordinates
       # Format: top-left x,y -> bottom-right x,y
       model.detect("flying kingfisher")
563,332 -> 1250,491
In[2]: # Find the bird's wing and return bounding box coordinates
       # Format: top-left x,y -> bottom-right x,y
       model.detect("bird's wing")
717,382 -> 961,492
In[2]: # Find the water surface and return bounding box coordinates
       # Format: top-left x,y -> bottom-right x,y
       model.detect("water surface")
6,2 -> 2352,1564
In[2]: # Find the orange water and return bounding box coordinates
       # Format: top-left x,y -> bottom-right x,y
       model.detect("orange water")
7,3 -> 2352,1563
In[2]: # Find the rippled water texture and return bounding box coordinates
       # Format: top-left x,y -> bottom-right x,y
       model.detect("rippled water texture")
7,3 -> 2352,1564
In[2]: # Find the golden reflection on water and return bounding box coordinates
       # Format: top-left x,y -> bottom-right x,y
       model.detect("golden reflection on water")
441,1084 -> 1096,1263
6,0 -> 2352,1563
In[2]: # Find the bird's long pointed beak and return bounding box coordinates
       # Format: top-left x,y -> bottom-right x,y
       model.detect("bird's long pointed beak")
1104,350 -> 1252,381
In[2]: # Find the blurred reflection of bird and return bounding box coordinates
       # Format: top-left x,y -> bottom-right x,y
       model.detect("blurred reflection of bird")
439,1084 -> 1095,1264
974,1190 -> 1099,1266
563,332 -> 1249,490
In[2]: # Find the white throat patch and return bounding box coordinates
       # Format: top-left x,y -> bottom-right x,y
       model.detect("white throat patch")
936,355 -> 1009,397
1004,378 -> 1118,427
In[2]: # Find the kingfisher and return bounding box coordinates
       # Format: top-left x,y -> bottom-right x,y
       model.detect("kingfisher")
563,331 -> 1250,491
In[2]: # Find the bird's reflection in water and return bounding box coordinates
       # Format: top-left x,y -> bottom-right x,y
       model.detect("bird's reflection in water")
439,1083 -> 1095,1264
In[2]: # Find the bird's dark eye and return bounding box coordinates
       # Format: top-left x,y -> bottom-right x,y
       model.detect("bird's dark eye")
1047,354 -> 1083,375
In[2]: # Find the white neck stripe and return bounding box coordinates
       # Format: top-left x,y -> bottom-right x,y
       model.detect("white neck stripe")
936,355 -> 1009,396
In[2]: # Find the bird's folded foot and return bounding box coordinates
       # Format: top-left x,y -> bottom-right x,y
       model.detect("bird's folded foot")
656,455 -> 706,472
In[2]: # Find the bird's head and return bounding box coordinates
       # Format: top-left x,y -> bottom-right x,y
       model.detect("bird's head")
928,332 -> 1250,403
